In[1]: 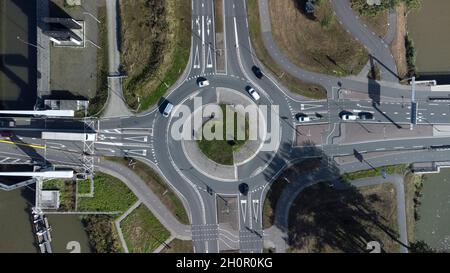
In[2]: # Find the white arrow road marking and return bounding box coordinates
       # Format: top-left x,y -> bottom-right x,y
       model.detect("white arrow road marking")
196,17 -> 200,36
123,136 -> 148,143
300,103 -> 323,111
95,147 -> 115,153
98,135 -> 117,140
123,149 -> 147,156
240,199 -> 247,223
206,16 -> 211,36
193,45 -> 200,69
252,199 -> 259,222
45,142 -> 66,149
95,142 -> 150,148
206,46 -> 213,68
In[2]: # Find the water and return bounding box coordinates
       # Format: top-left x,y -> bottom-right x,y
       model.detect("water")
407,0 -> 450,80
415,168 -> 450,252
0,188 -> 37,253
0,0 -> 37,109
0,187 -> 91,253
47,215 -> 91,253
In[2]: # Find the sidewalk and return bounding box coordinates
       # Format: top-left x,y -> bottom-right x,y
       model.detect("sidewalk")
96,159 -> 191,240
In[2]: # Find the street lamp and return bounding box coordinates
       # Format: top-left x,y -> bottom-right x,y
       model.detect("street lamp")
16,36 -> 42,49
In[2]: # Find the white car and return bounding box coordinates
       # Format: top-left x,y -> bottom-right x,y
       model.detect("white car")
247,87 -> 260,101
197,79 -> 210,87
341,113 -> 357,121
297,115 -> 311,122
162,103 -> 174,117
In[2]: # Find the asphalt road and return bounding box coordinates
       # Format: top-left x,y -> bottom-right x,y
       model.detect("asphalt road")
3,0 -> 450,253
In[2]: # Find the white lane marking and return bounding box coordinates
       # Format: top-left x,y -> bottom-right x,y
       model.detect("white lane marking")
193,45 -> 200,69
123,149 -> 147,156
234,17 -> 239,48
240,199 -> 247,222
206,46 -> 213,68
252,199 -> 259,222
123,136 -> 148,143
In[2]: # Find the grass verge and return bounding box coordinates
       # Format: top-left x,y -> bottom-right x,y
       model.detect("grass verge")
82,215 -> 122,253
288,182 -> 399,252
120,0 -> 191,111
87,6 -> 108,117
160,239 -> 193,253
246,0 -> 327,99
77,172 -> 137,212
105,157 -> 190,225
268,0 -> 368,76
121,204 -> 170,253
77,179 -> 91,194
341,164 -> 408,182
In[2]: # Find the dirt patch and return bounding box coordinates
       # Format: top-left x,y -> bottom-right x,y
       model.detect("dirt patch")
269,0 -> 368,76
390,3 -> 408,79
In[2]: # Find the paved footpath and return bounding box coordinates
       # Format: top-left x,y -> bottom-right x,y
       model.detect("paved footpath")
96,159 -> 192,240
103,0 -> 132,117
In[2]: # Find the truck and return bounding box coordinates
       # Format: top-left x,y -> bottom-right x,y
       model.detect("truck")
41,132 -> 97,141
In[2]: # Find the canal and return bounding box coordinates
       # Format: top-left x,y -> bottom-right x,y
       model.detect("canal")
0,187 -> 91,253
407,0 -> 450,82
415,168 -> 450,252
0,0 -> 37,110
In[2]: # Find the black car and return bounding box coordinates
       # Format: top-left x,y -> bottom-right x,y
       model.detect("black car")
358,112 -> 374,120
252,66 -> 263,79
239,183 -> 249,196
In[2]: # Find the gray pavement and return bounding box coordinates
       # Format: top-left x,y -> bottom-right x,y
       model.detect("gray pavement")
102,0 -> 131,118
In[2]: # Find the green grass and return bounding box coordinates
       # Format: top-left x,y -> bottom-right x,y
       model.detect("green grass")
105,157 -> 190,225
77,179 -> 91,194
87,6 -> 108,117
120,0 -> 191,111
42,179 -> 75,210
121,204 -> 170,253
246,0 -> 327,99
197,105 -> 249,165
160,239 -> 193,253
77,172 -> 137,212
341,165 -> 409,182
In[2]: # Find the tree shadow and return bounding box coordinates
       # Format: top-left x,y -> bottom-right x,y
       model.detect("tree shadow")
261,141 -> 402,252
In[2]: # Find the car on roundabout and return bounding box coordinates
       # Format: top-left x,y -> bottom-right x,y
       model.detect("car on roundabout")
197,77 -> 210,87
246,86 -> 260,101
239,183 -> 249,196
252,65 -> 263,79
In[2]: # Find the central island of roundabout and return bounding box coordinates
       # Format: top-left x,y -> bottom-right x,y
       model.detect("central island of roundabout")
181,87 -> 268,182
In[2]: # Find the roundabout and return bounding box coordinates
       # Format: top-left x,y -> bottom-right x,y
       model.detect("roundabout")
162,74 -> 289,192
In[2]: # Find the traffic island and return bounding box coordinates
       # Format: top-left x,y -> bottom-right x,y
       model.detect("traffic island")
179,88 -> 267,181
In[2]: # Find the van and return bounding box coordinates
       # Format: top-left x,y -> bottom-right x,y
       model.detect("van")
162,103 -> 174,117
